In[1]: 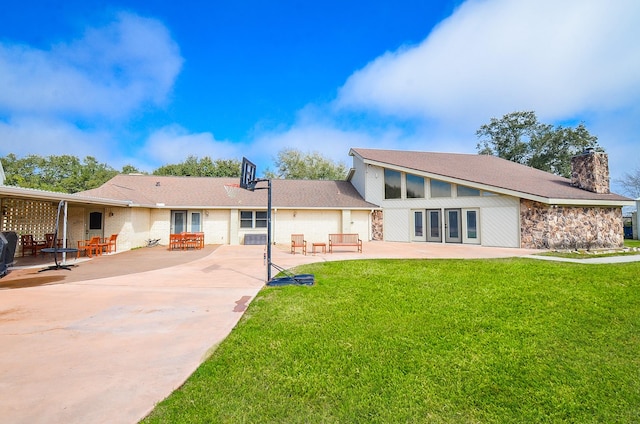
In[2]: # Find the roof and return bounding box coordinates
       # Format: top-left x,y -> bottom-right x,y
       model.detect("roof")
0,184 -> 131,207
79,174 -> 379,209
350,148 -> 632,205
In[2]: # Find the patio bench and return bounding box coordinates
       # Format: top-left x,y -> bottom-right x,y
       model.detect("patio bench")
328,234 -> 362,253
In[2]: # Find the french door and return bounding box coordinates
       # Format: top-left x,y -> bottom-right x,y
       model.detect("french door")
171,210 -> 203,234
462,209 -> 480,244
426,209 -> 442,242
445,209 -> 462,243
418,208 -> 479,244
171,210 -> 187,234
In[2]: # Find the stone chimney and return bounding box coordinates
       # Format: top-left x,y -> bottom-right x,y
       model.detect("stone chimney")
570,148 -> 610,194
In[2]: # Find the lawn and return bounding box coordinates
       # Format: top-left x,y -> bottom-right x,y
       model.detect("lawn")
143,258 -> 640,423
626,239 -> 640,249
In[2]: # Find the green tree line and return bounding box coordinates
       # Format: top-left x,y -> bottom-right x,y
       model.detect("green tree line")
1,154 -> 121,193
0,149 -> 348,194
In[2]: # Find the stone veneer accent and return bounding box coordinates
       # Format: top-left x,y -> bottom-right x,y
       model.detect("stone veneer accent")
371,210 -> 383,241
520,199 -> 623,249
571,150 -> 610,194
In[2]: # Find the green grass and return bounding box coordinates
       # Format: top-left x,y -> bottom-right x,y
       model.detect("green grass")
625,239 -> 640,249
143,259 -> 640,423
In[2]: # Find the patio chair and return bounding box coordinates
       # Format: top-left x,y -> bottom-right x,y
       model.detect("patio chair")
195,232 -> 205,249
104,234 -> 118,253
21,234 -> 45,257
45,233 -> 63,249
291,234 -> 307,255
169,233 -> 184,250
77,236 -> 103,258
184,232 -> 199,250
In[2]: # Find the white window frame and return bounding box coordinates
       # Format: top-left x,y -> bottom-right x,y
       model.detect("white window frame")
240,210 -> 267,229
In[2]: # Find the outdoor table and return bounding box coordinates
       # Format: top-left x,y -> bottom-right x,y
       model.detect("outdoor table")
40,247 -> 79,272
312,242 -> 326,254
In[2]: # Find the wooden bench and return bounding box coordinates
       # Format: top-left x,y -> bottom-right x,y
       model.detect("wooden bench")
328,234 -> 362,253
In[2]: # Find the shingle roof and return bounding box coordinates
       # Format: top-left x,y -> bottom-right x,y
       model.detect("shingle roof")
350,148 -> 631,204
79,175 -> 379,209
0,184 -> 130,206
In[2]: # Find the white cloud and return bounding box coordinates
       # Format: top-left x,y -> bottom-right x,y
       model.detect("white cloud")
140,125 -> 242,169
249,116 -> 478,174
0,116 -> 113,158
0,12 -> 182,119
336,0 -> 640,123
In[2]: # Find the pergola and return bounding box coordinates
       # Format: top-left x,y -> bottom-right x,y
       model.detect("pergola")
0,185 -> 129,257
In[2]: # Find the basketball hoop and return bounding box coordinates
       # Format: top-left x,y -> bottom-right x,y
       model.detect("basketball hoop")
224,183 -> 242,198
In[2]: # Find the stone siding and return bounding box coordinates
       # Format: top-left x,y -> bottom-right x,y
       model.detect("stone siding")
571,151 -> 610,194
371,210 -> 383,241
520,199 -> 623,249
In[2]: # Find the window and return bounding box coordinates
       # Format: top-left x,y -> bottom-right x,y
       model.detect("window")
406,174 -> 425,198
430,179 -> 451,198
89,212 -> 102,230
457,185 -> 480,197
191,212 -> 201,232
384,169 -> 402,199
241,211 -> 267,228
255,211 -> 268,228
240,211 -> 253,228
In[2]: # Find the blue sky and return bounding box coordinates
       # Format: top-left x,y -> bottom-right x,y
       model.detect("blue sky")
1,0 -> 639,194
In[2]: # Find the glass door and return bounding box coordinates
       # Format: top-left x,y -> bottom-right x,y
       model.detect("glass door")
412,210 -> 426,241
462,209 -> 480,244
191,212 -> 202,232
171,210 -> 187,233
445,208 -> 462,243
426,209 -> 442,242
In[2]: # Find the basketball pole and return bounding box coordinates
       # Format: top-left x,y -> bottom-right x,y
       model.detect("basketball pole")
266,178 -> 272,282
251,178 -> 273,282
240,157 -> 274,283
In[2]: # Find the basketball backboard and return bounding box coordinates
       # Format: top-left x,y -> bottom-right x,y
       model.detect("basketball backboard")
240,157 -> 257,190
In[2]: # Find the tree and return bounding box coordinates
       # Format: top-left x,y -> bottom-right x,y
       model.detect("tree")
121,164 -> 143,175
0,154 -> 117,193
617,168 -> 640,199
152,156 -> 241,177
476,111 -> 600,178
263,148 -> 348,180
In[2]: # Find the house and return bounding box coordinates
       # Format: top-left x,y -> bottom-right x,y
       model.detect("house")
1,148 -> 633,256
348,148 -> 633,249
77,175 -> 378,250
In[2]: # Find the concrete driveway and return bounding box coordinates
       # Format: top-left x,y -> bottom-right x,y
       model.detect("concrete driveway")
0,242 -> 540,423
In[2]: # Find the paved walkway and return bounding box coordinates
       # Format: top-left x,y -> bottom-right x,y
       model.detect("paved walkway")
0,242 -> 635,423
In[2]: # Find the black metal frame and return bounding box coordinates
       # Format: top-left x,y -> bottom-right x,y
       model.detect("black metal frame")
39,200 -> 78,272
